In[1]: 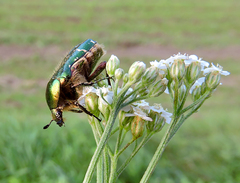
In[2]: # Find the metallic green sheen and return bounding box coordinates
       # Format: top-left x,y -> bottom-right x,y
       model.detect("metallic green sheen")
55,39 -> 97,79
46,78 -> 60,110
46,39 -> 97,110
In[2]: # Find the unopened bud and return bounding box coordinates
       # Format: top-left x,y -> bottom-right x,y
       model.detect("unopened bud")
128,61 -> 146,84
98,97 -> 110,120
114,68 -> 124,80
85,93 -> 100,116
186,62 -> 201,84
131,116 -> 145,139
191,86 -> 201,101
134,82 -> 148,96
106,55 -> 120,77
178,84 -> 187,103
201,81 -> 207,95
205,71 -> 221,90
148,78 -> 168,97
141,66 -> 159,86
146,112 -> 165,133
122,73 -> 129,86
170,59 -> 186,82
96,72 -> 109,87
119,110 -> 133,131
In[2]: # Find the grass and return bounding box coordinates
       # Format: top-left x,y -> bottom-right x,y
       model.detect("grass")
0,0 -> 239,182
1,0 -> 240,48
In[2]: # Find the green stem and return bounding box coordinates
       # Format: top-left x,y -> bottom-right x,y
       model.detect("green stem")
94,118 -> 114,158
83,105 -> 120,183
140,91 -> 210,182
103,148 -> 110,183
110,126 -> 119,137
117,138 -> 135,157
109,155 -> 118,183
89,118 -> 103,183
97,154 -> 103,183
119,130 -> 128,147
180,91 -> 210,115
117,133 -> 153,177
139,127 -> 172,183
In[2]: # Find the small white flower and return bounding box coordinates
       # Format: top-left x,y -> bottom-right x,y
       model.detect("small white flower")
150,60 -> 167,74
164,53 -> 188,67
164,87 -> 170,94
203,63 -> 230,76
122,100 -> 150,112
134,100 -> 151,111
189,77 -> 205,94
149,104 -> 172,124
96,86 -> 114,105
78,86 -> 97,104
125,106 -> 153,121
184,55 -> 210,70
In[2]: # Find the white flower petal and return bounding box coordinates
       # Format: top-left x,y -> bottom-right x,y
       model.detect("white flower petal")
203,63 -> 230,76
189,77 -> 205,94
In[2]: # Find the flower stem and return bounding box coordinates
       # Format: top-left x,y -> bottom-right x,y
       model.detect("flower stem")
83,105 -> 120,183
117,133 -> 153,177
139,128 -> 170,183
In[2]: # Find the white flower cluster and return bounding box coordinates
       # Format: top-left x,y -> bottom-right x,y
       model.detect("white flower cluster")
79,53 -> 230,136
150,53 -> 230,95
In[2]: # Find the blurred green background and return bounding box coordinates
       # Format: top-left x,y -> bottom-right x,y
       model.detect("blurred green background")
0,0 -> 239,182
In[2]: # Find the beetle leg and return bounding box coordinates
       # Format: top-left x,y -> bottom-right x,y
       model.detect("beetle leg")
71,76 -> 112,88
69,109 -> 83,113
74,102 -> 101,122
88,61 -> 106,81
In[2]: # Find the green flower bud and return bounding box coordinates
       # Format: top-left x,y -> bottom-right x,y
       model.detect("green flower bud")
134,81 -> 148,97
178,84 -> 187,104
85,93 -> 100,116
131,116 -> 145,139
191,86 -> 201,101
146,111 -> 165,133
114,68 -> 124,80
205,71 -> 221,90
118,110 -> 133,131
141,66 -> 159,86
96,72 -> 109,87
186,62 -> 201,84
148,78 -> 168,97
128,61 -> 146,84
170,59 -> 186,82
122,73 -> 129,86
98,97 -> 110,120
200,81 -> 207,95
106,55 -> 120,77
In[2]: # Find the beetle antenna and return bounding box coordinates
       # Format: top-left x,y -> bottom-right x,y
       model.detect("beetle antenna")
43,120 -> 53,129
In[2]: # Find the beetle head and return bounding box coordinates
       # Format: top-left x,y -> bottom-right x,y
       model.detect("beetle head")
45,78 -> 65,129
43,109 -> 64,129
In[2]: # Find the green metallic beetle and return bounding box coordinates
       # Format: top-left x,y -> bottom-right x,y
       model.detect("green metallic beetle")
44,39 -> 107,129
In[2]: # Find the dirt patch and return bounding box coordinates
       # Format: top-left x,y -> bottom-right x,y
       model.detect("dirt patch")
0,44 -> 239,62
0,74 -> 47,92
0,43 -> 237,90
0,44 -> 65,62
108,44 -> 240,61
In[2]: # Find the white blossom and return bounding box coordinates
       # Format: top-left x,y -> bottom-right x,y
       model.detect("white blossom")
78,86 -> 97,104
184,55 -> 210,70
189,77 -> 205,94
125,106 -> 153,121
149,104 -> 172,124
203,63 -> 230,76
96,86 -> 114,105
